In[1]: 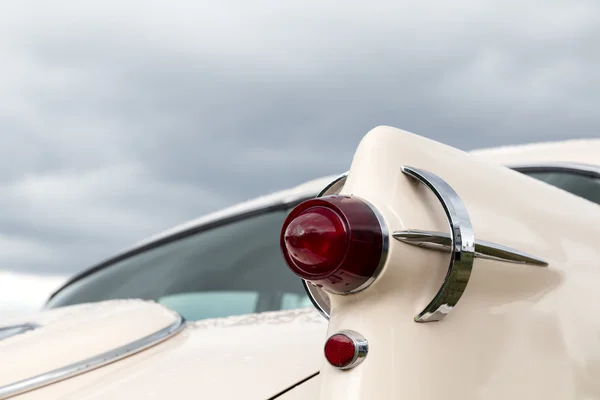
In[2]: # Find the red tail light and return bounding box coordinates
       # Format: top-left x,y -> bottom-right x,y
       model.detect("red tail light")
280,195 -> 386,294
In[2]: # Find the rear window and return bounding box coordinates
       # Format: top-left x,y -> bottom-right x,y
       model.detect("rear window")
46,210 -> 312,320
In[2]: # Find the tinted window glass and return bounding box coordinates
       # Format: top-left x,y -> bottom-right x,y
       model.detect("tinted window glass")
46,211 -> 312,320
522,171 -> 600,205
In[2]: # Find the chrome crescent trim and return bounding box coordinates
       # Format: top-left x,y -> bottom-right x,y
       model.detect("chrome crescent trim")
393,229 -> 548,267
0,323 -> 40,342
325,330 -> 368,370
303,279 -> 330,320
0,314 -> 185,399
401,166 -> 476,323
317,171 -> 349,197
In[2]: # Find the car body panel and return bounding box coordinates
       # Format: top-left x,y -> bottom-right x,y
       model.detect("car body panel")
276,373 -> 321,399
6,305 -> 326,399
0,300 -> 180,393
318,126 -> 600,399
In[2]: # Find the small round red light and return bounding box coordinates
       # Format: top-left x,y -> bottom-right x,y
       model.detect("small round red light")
324,333 -> 356,368
280,195 -> 386,293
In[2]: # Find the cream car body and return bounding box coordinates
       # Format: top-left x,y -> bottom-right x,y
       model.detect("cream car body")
1,126 -> 599,399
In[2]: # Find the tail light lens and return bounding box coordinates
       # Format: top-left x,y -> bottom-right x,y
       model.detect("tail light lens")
280,195 -> 386,294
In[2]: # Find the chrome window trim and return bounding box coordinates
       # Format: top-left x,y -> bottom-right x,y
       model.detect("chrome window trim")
508,162 -> 600,179
0,314 -> 185,399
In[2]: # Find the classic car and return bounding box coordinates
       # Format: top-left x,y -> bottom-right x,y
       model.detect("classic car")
1,125 -> 599,399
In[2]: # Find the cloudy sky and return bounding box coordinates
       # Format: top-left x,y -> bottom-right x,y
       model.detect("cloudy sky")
0,1 -> 599,315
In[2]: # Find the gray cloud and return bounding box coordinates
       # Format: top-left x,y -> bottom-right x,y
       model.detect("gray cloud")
0,0 -> 599,276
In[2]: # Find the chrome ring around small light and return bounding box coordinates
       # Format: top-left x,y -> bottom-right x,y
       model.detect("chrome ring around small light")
401,166 -> 475,323
0,314 -> 185,399
326,330 -> 369,370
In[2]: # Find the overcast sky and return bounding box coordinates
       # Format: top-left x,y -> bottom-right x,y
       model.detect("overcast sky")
0,0 -> 598,288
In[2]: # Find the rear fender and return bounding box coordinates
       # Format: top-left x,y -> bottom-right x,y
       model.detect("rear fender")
317,126 -> 600,400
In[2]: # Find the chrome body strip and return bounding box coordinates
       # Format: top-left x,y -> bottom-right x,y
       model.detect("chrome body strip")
393,229 -> 548,267
401,166 -> 476,322
0,323 -> 40,342
0,315 -> 185,399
